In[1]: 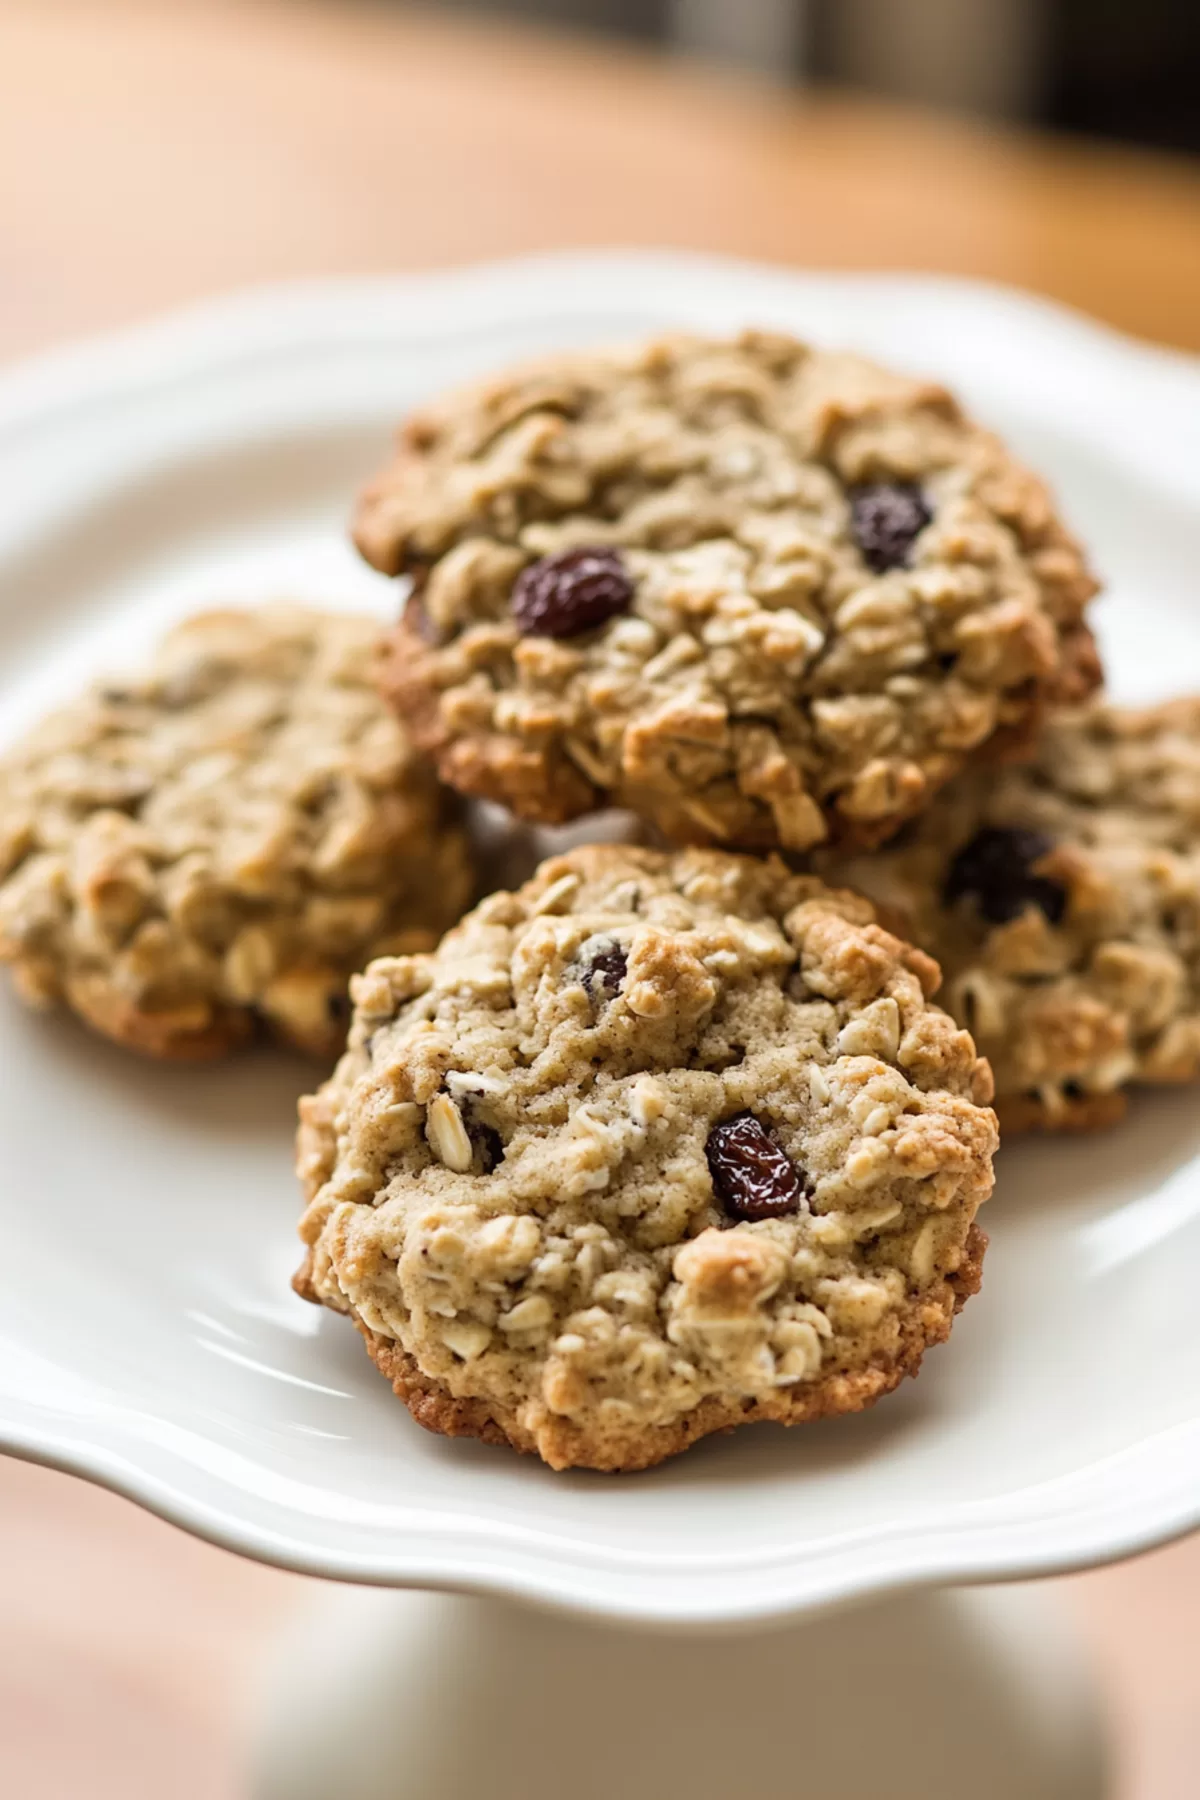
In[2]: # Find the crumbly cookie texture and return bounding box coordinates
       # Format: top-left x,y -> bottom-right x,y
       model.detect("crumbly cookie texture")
296,844 -> 996,1473
0,607 -> 475,1060
815,698 -> 1200,1130
360,330 -> 1100,852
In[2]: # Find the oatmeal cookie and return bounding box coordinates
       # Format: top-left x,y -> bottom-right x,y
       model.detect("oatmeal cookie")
360,331 -> 1100,851
295,844 -> 996,1472
815,698 -> 1200,1130
0,606 -> 475,1059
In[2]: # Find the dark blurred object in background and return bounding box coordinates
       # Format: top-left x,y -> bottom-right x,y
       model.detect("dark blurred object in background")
454,0 -> 662,37
1046,0 -> 1200,155
434,0 -> 1200,153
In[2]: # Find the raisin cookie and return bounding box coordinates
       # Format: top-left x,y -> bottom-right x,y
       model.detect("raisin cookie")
360,331 -> 1100,852
295,844 -> 996,1472
0,607 -> 475,1059
816,698 -> 1200,1130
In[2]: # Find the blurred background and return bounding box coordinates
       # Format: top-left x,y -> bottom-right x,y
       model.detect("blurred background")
446,0 -> 1200,151
2,0 -> 1199,360
0,2 -> 1198,1797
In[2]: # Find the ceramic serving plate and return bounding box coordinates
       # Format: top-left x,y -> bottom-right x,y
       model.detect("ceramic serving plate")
1,252 -> 1198,1628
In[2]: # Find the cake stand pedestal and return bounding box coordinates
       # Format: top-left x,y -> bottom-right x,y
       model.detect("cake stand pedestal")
249,1580 -> 1109,1800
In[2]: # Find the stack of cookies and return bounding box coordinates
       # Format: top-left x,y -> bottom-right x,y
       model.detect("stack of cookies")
4,331 -> 1194,1473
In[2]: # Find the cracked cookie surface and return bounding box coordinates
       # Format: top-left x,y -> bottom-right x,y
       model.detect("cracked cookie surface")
360,331 -> 1100,852
0,606 -> 475,1059
816,698 -> 1200,1130
295,844 -> 996,1472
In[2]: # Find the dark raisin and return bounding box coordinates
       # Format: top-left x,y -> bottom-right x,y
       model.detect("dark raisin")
943,827 -> 1067,926
325,989 -> 352,1027
849,483 -> 932,573
99,685 -> 134,706
577,938 -> 628,1002
467,1117 -> 504,1174
511,547 -> 633,639
705,1112 -> 809,1222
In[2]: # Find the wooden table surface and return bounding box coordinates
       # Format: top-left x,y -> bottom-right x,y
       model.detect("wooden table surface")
3,0 -> 1200,360
0,3 -> 1198,1796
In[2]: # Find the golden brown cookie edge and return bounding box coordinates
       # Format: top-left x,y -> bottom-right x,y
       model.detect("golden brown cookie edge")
352,1223 -> 987,1474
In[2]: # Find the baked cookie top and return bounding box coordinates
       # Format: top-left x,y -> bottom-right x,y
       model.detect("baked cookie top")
296,844 -> 996,1472
360,331 -> 1100,852
816,698 -> 1200,1130
0,606 -> 475,1060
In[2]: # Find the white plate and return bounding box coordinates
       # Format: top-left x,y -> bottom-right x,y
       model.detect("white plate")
1,252 -> 1199,1629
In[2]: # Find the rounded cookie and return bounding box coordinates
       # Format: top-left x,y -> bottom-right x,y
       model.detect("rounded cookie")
295,844 -> 996,1472
0,606 -> 475,1059
815,698 -> 1200,1130
360,330 -> 1100,851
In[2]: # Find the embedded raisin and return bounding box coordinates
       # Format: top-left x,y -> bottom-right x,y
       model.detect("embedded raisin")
705,1112 -> 808,1222
944,827 -> 1067,926
511,547 -> 633,638
849,483 -> 931,573
577,938 -> 628,1001
467,1118 -> 504,1174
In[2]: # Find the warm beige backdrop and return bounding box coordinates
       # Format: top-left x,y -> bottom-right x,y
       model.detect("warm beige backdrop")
2,0 -> 1200,358
0,3 -> 1197,1795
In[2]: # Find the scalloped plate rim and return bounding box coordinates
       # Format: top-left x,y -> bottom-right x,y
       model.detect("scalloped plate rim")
0,250 -> 1198,1628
